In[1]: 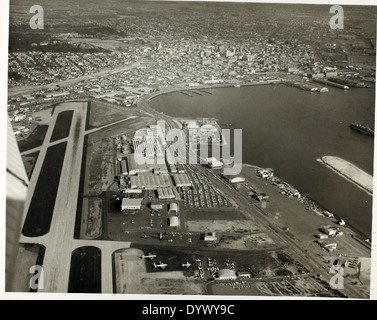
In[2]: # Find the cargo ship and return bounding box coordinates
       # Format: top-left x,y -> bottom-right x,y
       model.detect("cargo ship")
350,123 -> 374,136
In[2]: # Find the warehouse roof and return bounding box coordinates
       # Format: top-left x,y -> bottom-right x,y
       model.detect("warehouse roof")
169,216 -> 179,227
130,174 -> 172,190
172,173 -> 192,187
217,269 -> 237,279
121,198 -> 142,207
157,187 -> 175,199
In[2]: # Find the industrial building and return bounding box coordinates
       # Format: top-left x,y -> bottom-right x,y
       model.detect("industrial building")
223,176 -> 245,184
169,203 -> 179,213
150,201 -> 164,211
168,216 -> 179,228
172,173 -> 192,188
128,153 -> 148,175
237,271 -> 251,278
322,225 -> 337,236
204,232 -> 217,242
157,187 -> 176,200
121,198 -> 142,211
130,173 -> 172,190
252,192 -> 269,202
132,126 -> 165,160
216,269 -> 237,280
146,158 -> 169,174
120,158 -> 128,176
206,157 -> 223,169
317,240 -> 337,252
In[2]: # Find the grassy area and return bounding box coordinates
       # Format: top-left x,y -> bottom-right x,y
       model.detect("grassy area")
22,151 -> 39,179
87,100 -> 132,129
17,125 -> 48,153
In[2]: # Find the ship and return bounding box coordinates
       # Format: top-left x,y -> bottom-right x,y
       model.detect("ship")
350,122 -> 374,136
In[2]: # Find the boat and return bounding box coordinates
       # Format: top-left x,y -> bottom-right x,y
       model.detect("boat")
350,123 -> 374,136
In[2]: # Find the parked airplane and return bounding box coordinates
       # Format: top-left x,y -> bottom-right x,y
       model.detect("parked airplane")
141,253 -> 157,260
153,262 -> 168,269
182,262 -> 191,268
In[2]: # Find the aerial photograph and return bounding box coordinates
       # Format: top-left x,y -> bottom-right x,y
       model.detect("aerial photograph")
4,0 -> 376,300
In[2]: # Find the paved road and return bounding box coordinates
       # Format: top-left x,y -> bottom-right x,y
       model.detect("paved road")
8,62 -> 140,98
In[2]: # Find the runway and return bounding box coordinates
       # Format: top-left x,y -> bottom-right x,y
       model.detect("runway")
15,101 -> 131,293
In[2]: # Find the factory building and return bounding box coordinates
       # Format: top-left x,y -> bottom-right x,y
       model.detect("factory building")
322,225 -> 337,237
237,271 -> 251,278
150,201 -> 164,211
146,158 -> 169,174
128,153 -> 148,175
172,173 -> 192,188
204,232 -> 217,242
169,203 -> 179,213
121,198 -> 142,211
216,269 -> 237,280
130,173 -> 172,190
120,159 -> 128,176
317,240 -> 337,252
206,157 -> 223,169
157,187 -> 176,200
123,189 -> 143,198
132,126 -> 165,161
223,175 -> 245,184
168,216 -> 179,228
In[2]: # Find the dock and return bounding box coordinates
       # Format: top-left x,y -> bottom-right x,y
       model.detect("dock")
312,78 -> 349,90
180,91 -> 193,97
284,81 -> 320,92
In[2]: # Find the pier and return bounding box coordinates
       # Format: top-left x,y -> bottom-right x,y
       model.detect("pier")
199,90 -> 213,95
180,91 -> 193,97
312,78 -> 349,90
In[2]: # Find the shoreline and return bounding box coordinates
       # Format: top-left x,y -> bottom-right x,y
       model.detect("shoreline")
318,156 -> 373,196
137,84 -> 373,242
242,162 -> 371,245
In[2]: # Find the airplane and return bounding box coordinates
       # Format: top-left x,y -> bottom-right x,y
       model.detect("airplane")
153,262 -> 168,269
182,262 -> 191,269
141,253 -> 157,260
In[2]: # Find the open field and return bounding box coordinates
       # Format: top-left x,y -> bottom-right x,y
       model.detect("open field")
22,151 -> 39,179
208,276 -> 339,297
80,197 -> 103,240
86,133 -> 114,196
185,219 -> 261,233
113,248 -> 205,295
217,233 -> 276,250
87,100 -> 137,129
9,244 -> 45,292
84,116 -> 154,196
17,125 -> 48,153
184,208 -> 246,221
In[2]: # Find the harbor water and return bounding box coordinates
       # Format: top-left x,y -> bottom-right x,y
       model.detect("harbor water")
150,84 -> 375,238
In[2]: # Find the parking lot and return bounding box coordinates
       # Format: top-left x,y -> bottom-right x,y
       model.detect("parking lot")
183,165 -> 231,209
